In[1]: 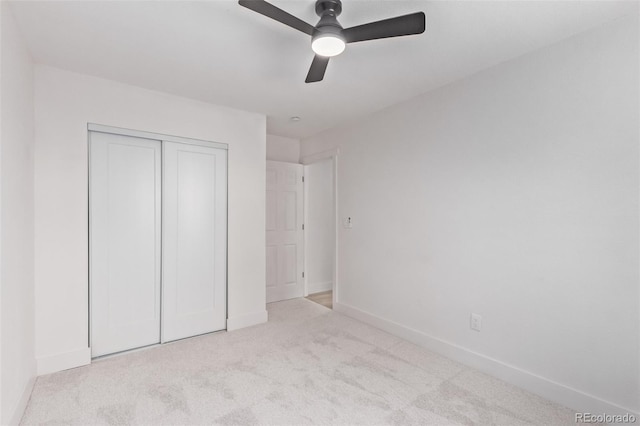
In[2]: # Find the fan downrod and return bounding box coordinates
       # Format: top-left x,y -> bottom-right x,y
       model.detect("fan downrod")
315,0 -> 342,17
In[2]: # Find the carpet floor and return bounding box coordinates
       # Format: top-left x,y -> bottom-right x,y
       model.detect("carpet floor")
21,298 -> 576,425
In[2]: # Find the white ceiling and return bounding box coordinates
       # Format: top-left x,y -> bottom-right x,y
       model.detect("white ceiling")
9,0 -> 637,139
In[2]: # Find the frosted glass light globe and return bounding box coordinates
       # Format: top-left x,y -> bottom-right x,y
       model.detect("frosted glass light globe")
311,34 -> 346,57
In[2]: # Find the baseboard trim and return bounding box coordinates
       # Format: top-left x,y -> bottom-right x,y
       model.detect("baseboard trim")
227,310 -> 268,331
308,281 -> 333,295
334,301 -> 639,417
36,348 -> 91,375
7,375 -> 36,426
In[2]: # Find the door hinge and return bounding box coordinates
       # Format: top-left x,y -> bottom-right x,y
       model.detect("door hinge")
302,224 -> 304,230
302,176 -> 305,183
302,272 -> 305,278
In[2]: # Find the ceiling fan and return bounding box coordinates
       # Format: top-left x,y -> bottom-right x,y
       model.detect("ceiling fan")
238,0 -> 426,83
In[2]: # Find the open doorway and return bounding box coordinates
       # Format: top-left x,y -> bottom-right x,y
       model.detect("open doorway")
302,150 -> 338,309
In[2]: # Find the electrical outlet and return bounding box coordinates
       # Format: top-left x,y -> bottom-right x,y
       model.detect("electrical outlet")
470,313 -> 482,332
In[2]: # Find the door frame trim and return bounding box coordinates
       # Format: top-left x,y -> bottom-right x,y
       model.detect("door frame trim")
301,148 -> 339,307
88,123 -> 228,150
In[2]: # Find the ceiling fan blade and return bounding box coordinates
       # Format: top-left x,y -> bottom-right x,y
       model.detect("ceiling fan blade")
238,0 -> 315,36
305,55 -> 330,83
343,12 -> 425,43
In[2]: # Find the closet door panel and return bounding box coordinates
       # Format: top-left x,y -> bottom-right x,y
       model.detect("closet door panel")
162,142 -> 227,342
89,132 -> 162,357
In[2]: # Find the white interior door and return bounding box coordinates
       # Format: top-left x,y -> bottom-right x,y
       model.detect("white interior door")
162,141 -> 227,342
266,161 -> 304,303
89,132 -> 162,357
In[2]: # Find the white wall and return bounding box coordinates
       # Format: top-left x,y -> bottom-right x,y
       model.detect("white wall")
0,3 -> 36,424
305,158 -> 334,294
266,134 -> 300,163
34,66 -> 266,374
301,15 -> 639,415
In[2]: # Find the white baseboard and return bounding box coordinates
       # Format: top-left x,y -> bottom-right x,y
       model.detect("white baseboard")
308,281 -> 333,295
227,310 -> 268,331
36,348 -> 91,375
334,301 -> 639,418
7,375 -> 36,426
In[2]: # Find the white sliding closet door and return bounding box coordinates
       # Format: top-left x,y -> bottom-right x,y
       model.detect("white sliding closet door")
89,132 -> 162,357
162,142 -> 227,342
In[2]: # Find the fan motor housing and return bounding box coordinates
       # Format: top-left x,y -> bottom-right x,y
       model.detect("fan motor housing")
312,22 -> 343,41
314,0 -> 344,38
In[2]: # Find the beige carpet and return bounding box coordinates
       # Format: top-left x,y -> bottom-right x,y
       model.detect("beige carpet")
21,298 -> 576,425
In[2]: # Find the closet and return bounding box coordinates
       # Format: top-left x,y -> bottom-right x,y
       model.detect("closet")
88,125 -> 227,357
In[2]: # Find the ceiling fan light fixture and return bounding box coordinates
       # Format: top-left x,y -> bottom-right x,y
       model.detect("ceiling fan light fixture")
311,33 -> 346,57
238,0 -> 426,82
